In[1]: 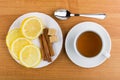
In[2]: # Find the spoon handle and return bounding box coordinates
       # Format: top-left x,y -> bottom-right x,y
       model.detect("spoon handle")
70,13 -> 106,20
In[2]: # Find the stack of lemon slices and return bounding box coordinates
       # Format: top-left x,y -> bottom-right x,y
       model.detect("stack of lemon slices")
6,17 -> 43,68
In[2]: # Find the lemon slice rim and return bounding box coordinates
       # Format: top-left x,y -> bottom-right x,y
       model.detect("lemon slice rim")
21,17 -> 43,40
19,45 -> 41,68
11,38 -> 32,59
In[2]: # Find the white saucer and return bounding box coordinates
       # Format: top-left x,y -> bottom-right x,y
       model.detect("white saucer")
65,22 -> 111,68
8,12 -> 63,68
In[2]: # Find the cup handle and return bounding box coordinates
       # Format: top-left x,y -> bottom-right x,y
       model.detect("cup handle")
103,51 -> 111,58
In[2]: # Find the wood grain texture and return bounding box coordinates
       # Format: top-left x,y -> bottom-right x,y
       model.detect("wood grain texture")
0,0 -> 120,80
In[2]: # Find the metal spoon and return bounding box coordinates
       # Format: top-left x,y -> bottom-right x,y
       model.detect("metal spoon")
54,9 -> 106,20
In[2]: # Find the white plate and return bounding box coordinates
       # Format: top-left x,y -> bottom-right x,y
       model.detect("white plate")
8,12 -> 63,68
65,22 -> 111,68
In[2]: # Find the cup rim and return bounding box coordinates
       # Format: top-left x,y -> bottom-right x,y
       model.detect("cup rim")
74,30 -> 104,59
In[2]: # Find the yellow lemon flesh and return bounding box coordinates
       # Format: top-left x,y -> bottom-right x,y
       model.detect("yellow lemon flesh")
6,28 -> 23,48
21,17 -> 43,40
19,45 -> 41,68
11,38 -> 31,59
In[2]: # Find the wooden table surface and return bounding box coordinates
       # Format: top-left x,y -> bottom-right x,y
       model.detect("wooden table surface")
0,0 -> 120,80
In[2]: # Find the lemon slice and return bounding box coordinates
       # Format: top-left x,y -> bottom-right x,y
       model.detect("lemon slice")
6,28 -> 23,48
19,45 -> 41,68
11,38 -> 31,59
21,17 -> 43,39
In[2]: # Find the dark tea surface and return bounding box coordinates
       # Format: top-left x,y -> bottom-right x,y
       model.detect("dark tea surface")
76,31 -> 102,57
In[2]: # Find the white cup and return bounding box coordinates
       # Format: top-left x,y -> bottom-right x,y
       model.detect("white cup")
73,27 -> 111,59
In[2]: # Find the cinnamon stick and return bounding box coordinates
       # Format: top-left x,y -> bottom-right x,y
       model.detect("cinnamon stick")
41,34 -> 51,62
39,35 -> 47,60
44,28 -> 54,56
